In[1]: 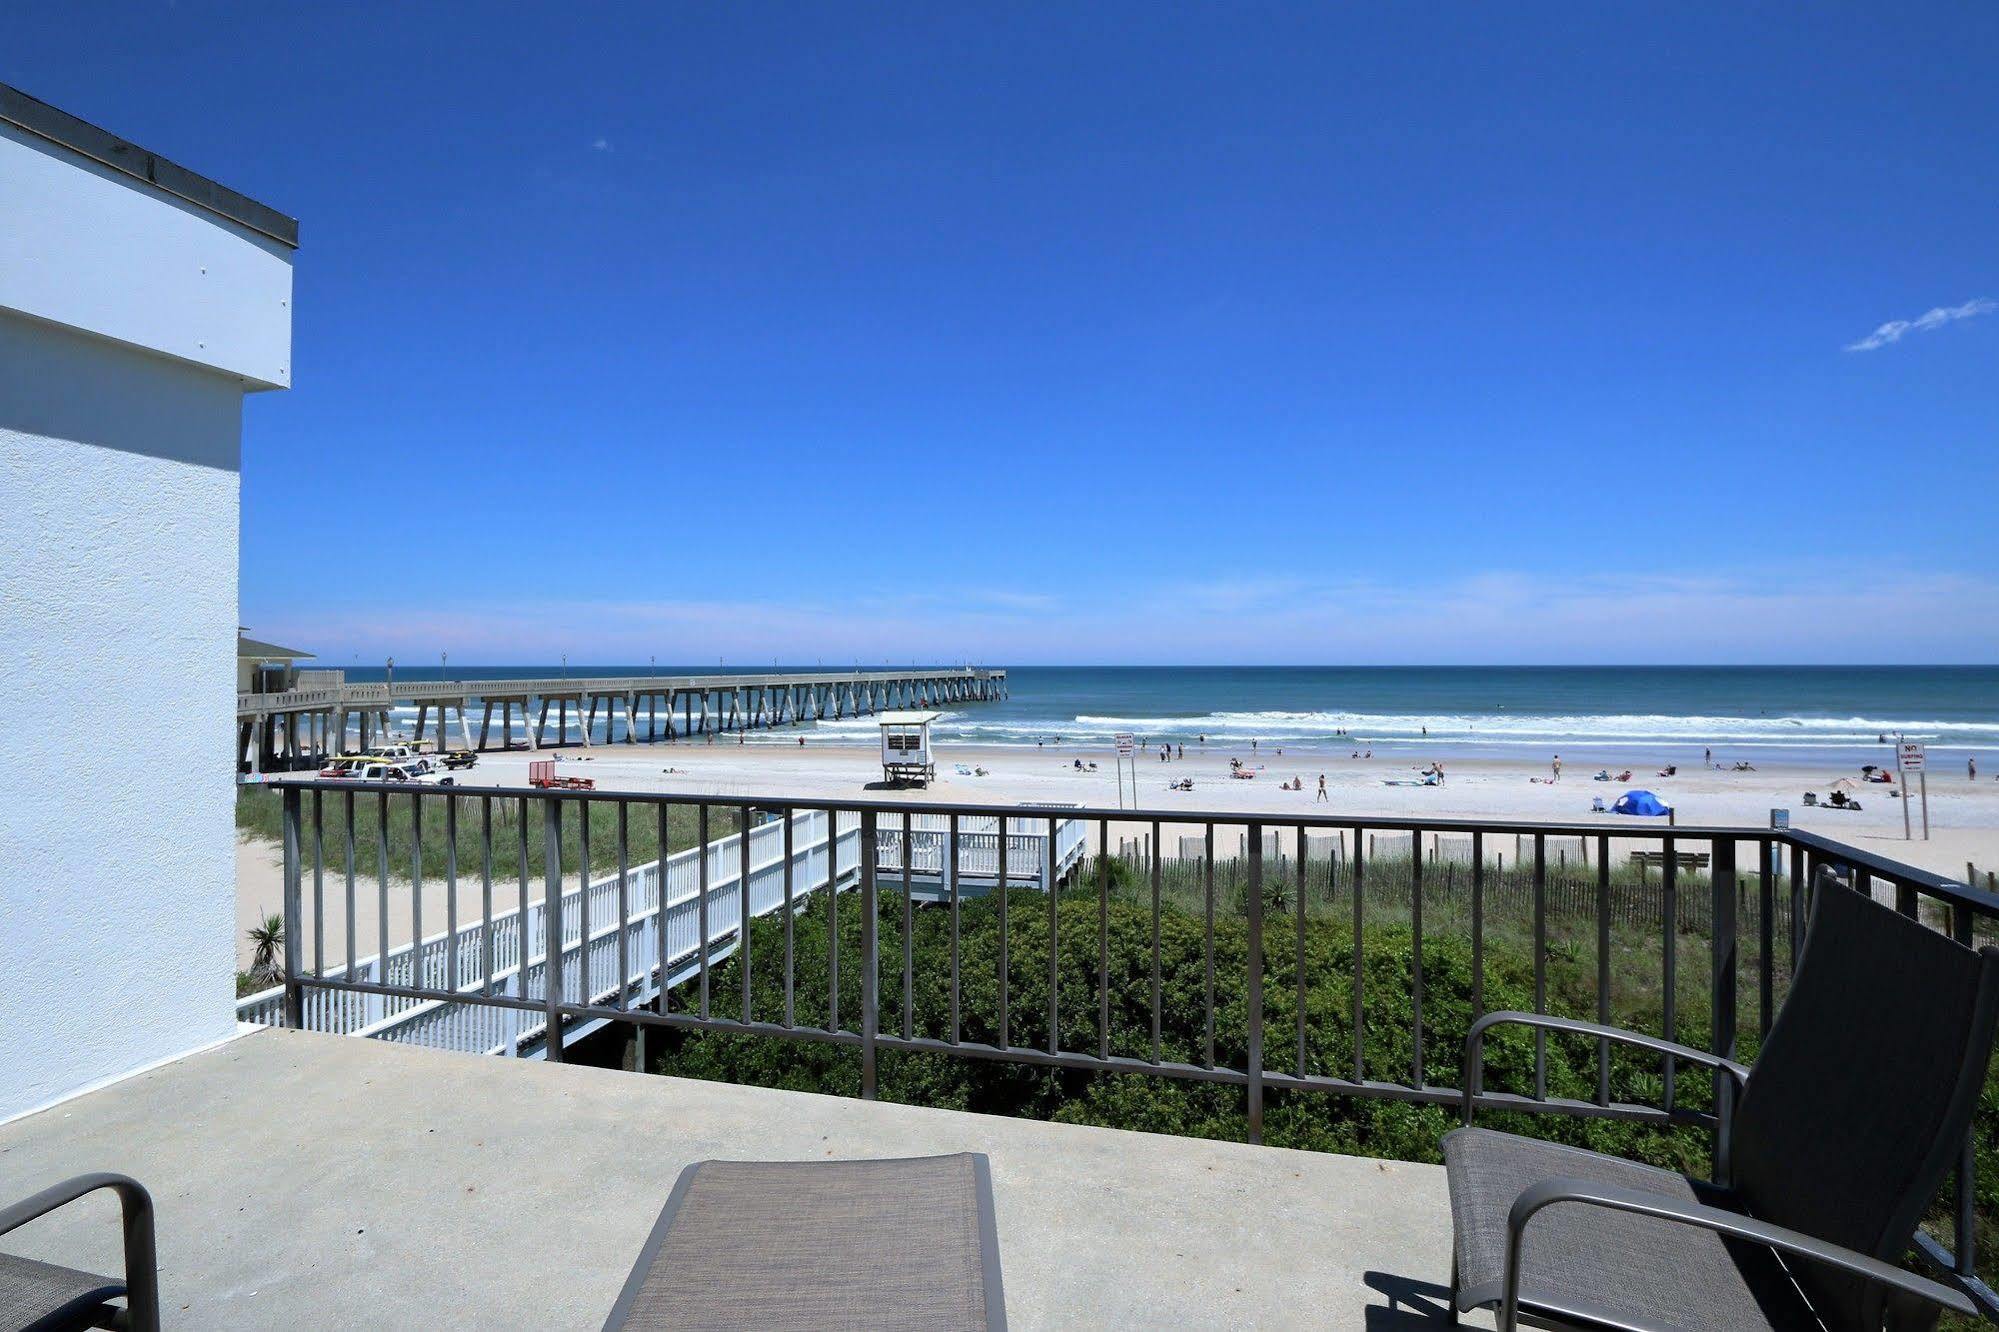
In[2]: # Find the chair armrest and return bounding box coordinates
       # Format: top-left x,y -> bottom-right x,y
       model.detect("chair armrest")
1461,1011 -> 1751,1124
1498,1175 -> 1975,1332
0,1173 -> 160,1332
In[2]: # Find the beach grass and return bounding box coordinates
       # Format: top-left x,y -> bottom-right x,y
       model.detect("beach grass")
236,784 -> 741,883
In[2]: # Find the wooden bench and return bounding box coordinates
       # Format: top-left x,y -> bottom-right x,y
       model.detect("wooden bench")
1627,849 -> 1711,871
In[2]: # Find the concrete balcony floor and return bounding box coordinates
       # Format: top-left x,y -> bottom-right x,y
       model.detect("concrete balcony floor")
0,1029 -> 1478,1329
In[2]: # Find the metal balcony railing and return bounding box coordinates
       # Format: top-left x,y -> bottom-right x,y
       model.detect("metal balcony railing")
262,778 -> 1999,1319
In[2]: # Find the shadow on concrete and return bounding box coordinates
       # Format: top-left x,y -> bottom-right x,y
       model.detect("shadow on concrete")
1363,1270 -> 1461,1328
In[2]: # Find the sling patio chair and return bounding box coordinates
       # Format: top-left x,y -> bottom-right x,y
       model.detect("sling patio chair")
1443,872 -> 1999,1331
603,1152 -> 1005,1331
1,1172 -> 159,1332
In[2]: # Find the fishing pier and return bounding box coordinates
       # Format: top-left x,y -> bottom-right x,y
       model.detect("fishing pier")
236,667 -> 1008,773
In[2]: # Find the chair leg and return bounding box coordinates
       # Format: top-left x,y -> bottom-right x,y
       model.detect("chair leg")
1447,1253 -> 1462,1325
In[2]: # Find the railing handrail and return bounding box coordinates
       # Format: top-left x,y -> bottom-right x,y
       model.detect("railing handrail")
261,772 -> 1997,913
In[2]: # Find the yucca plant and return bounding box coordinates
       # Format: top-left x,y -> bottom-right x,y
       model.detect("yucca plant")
247,913 -> 285,987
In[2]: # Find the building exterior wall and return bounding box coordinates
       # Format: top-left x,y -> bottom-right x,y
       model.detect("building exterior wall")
0,120 -> 292,390
0,112 -> 292,1123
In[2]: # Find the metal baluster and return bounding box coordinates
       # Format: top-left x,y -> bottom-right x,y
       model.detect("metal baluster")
281,786 -> 303,1028
543,797 -> 564,1061
1789,842 -> 1807,967
827,809 -> 840,1034
1098,820 -> 1110,1060
444,793 -> 459,991
697,803 -> 710,1020
1246,822 -> 1264,1144
783,808 -> 795,1029
997,819 -> 1009,1049
1412,827 -> 1425,1088
656,802 -> 670,1019
948,814 -> 960,1045
1710,837 -> 1738,1180
1150,818 -> 1162,1065
1047,816 -> 1060,1056
902,811 -> 914,1042
410,793 -> 424,993
617,801 -> 631,1017
311,790 -> 324,980
516,796 -> 530,1033
1757,838 -> 1774,1038
1295,825 -> 1307,1080
1662,833 -> 1678,1108
1532,833 -> 1546,1101
577,802 -> 591,1004
741,804 -> 754,1025
343,789 -> 357,983
1596,834 -> 1611,1106
480,795 -> 495,996
1352,826 -> 1366,1083
1204,822 -> 1216,1070
1471,829 -> 1485,1022
860,810 -> 878,1099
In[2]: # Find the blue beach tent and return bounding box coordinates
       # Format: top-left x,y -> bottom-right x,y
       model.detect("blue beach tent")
1612,789 -> 1671,817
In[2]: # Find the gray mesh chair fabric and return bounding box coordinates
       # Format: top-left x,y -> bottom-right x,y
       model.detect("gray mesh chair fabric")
1445,876 -> 1999,1330
1441,1128 -> 1800,1331
602,1153 -> 1005,1331
0,1252 -> 127,1331
1729,879 -> 1999,1326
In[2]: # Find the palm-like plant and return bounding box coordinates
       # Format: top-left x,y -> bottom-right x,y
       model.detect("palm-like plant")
247,913 -> 285,986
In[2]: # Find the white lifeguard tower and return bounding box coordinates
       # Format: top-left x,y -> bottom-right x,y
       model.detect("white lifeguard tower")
878,710 -> 939,787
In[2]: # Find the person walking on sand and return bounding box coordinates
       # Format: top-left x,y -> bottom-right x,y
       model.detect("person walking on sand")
1316,774 -> 1328,802
1551,754 -> 1562,783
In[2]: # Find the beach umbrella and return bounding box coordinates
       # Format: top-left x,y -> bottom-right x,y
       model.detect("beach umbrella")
1612,789 -> 1671,817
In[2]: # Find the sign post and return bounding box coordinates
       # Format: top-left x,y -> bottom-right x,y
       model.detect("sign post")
1898,742 -> 1925,841
1115,732 -> 1135,810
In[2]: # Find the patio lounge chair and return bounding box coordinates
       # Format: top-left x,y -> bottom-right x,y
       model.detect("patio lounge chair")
603,1153 -> 1005,1331
1,1173 -> 159,1332
1443,873 -> 1999,1330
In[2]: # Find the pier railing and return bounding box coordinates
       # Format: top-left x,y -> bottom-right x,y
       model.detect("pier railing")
264,779 -> 1999,1318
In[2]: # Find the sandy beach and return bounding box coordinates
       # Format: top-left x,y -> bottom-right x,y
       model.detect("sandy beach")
237,736 -> 1999,970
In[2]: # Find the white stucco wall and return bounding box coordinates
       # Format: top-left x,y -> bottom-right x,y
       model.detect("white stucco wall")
0,312 -> 247,1122
0,116 -> 291,1123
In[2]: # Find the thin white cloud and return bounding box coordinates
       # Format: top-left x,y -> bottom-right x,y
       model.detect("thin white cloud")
590,137 -> 613,153
1845,297 -> 1994,351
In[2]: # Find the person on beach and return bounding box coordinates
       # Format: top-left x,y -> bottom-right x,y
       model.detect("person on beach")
1551,754 -> 1562,782
1317,774 -> 1328,802
1705,747 -> 1712,765
1177,744 -> 1184,759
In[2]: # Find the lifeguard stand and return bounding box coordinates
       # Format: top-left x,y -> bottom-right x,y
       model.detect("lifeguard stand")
878,710 -> 939,787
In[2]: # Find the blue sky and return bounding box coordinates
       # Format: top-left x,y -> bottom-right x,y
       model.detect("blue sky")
9,4 -> 1997,665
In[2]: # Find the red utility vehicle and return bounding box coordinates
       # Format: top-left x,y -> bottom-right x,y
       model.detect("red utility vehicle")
528,759 -> 594,791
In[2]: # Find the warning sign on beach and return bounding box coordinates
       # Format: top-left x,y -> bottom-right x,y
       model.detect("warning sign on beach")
1115,733 -> 1135,757
1898,742 -> 1925,772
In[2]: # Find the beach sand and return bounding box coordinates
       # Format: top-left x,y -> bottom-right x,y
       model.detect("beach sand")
237,736 -> 1999,970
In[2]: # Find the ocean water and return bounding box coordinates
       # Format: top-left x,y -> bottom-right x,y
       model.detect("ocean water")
345,665 -> 1999,764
